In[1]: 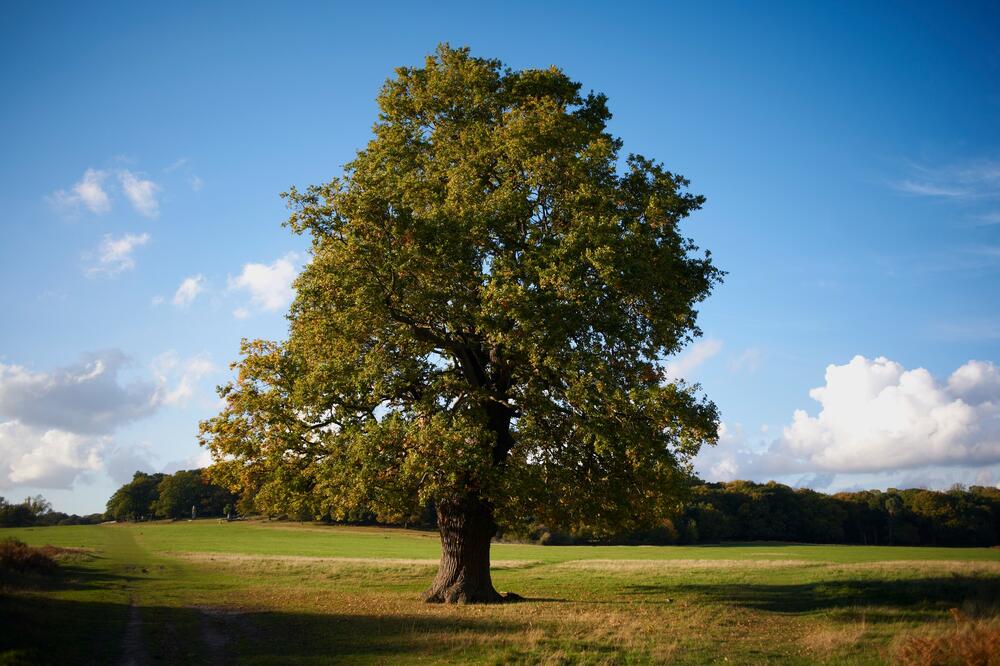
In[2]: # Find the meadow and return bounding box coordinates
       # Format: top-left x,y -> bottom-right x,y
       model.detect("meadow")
2,521 -> 998,664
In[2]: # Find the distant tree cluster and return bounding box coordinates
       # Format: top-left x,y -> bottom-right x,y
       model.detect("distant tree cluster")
0,495 -> 103,528
675,482 -> 1000,547
105,470 -> 236,521
511,481 -> 1000,547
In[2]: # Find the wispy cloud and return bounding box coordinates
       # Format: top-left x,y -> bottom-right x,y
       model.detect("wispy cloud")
119,170 -> 161,217
729,347 -> 763,374
891,159 -> 1000,200
164,157 -> 203,192
172,275 -> 205,307
84,233 -> 150,277
163,158 -> 188,173
49,168 -> 112,215
973,211 -> 1000,226
664,338 -> 722,382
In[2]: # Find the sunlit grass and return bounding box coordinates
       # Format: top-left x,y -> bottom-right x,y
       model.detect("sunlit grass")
2,520 -> 998,664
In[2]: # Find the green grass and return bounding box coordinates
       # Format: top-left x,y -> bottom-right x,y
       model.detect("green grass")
2,521 -> 998,664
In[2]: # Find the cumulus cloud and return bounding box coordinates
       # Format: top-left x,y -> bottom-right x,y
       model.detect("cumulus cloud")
49,168 -> 111,215
85,232 -> 150,277
119,170 -> 161,217
0,350 -> 216,490
0,351 -> 159,436
779,356 -> 1000,472
947,360 -> 1000,407
695,356 -> 1000,488
172,275 -> 205,307
228,253 -> 300,315
0,421 -> 108,488
664,339 -> 722,382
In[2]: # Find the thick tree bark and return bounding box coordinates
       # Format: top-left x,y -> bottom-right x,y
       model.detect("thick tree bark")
423,496 -> 505,604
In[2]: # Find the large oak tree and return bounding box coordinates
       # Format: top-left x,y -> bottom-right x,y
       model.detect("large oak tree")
200,45 -> 722,603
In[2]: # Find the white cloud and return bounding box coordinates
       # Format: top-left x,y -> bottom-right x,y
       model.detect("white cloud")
0,421 -> 108,489
0,350 -> 216,490
85,232 -> 150,277
119,170 -> 161,217
190,175 -> 204,192
49,168 -> 111,215
664,339 -> 722,382
778,356 -> 1000,472
695,356 -> 1000,489
0,351 -> 160,436
228,253 -> 300,315
947,359 -> 1000,405
172,275 -> 205,307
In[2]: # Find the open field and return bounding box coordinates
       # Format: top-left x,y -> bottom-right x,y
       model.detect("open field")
2,521 -> 999,664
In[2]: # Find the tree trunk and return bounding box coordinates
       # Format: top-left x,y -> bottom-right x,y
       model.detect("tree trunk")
423,496 -> 505,604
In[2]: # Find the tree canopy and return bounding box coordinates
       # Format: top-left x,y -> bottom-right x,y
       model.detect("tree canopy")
200,44 -> 723,602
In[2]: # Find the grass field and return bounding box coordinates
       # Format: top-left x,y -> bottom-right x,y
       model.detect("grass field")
2,521 -> 998,664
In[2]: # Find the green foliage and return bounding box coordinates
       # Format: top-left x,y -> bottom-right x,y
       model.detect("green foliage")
152,470 -> 204,519
668,481 -> 1000,547
200,44 -> 722,534
106,472 -> 165,521
105,470 -> 236,521
0,495 -> 99,528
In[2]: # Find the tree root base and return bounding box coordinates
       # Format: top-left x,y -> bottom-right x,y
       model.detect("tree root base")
423,588 -> 524,604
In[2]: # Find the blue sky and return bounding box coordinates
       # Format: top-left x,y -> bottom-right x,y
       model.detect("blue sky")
1,1 -> 998,513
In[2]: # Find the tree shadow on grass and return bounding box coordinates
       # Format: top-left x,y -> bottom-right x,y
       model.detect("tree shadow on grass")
2,557 -> 540,666
0,594 -> 537,665
624,575 -> 1000,622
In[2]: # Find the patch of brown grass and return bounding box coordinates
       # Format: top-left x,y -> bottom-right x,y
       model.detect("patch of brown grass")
893,609 -> 1000,666
554,558 -> 815,571
168,550 -> 539,570
831,561 -> 1000,575
801,617 -> 867,656
0,538 -> 58,575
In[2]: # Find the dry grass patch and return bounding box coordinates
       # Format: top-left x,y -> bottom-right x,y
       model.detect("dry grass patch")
892,610 -> 1000,665
830,560 -> 1000,576
554,558 -> 816,572
0,538 -> 66,575
801,618 -> 867,657
168,550 -> 539,570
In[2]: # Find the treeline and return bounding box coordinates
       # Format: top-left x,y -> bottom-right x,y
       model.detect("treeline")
519,481 -> 1000,547
677,482 -> 1000,547
0,495 -> 103,528
106,470 -> 236,521
233,479 -> 1000,548
9,476 -> 1000,548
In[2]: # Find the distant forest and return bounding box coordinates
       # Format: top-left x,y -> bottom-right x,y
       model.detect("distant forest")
3,472 -> 998,548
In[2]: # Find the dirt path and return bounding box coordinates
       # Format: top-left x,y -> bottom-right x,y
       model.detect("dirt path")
198,607 -> 231,665
119,597 -> 149,666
